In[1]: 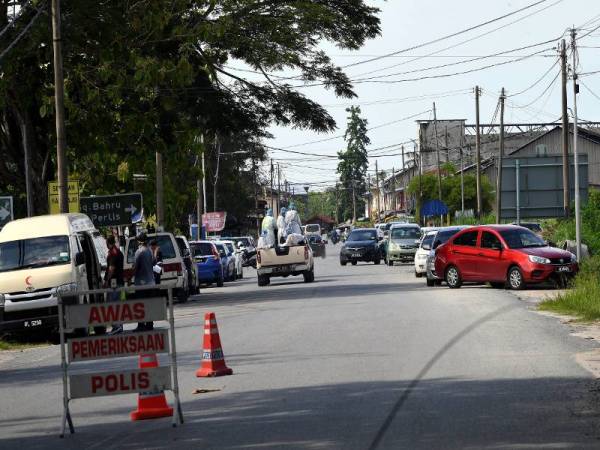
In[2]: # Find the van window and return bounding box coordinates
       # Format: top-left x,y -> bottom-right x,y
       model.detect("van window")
0,236 -> 70,273
127,235 -> 177,263
391,227 -> 420,240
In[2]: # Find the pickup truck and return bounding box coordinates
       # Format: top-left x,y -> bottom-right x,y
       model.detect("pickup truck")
256,244 -> 314,286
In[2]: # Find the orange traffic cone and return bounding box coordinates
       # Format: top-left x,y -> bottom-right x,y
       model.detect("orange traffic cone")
130,354 -> 174,421
196,312 -> 233,377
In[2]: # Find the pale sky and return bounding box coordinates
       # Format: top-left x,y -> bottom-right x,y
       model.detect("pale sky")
256,0 -> 600,191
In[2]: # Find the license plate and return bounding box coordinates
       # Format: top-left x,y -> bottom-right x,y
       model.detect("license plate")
23,319 -> 43,328
557,266 -> 571,273
351,253 -> 361,258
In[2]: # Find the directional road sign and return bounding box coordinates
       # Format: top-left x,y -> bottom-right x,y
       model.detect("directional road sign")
80,193 -> 143,227
0,196 -> 14,229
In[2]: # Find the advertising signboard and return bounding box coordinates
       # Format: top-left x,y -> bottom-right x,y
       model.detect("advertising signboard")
202,211 -> 227,232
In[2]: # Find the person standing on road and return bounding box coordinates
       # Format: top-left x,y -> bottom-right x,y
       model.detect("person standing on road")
150,239 -> 163,285
104,235 -> 124,335
133,233 -> 155,331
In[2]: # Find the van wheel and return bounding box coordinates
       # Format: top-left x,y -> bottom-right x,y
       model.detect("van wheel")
258,275 -> 270,286
177,288 -> 189,303
508,266 -> 525,290
340,261 -> 347,266
426,278 -> 435,287
445,265 -> 462,289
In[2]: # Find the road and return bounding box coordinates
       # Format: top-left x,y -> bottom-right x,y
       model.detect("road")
1,244 -> 600,449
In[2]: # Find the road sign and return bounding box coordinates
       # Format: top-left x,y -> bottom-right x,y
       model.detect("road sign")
0,196 -> 13,228
69,367 -> 172,399
48,180 -> 80,214
64,297 -> 167,329
80,193 -> 143,227
68,330 -> 169,363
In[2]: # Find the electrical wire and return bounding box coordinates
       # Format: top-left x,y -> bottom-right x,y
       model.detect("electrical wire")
507,57 -> 560,97
339,0 -> 552,69
580,80 -> 600,102
0,0 -> 33,40
0,5 -> 43,63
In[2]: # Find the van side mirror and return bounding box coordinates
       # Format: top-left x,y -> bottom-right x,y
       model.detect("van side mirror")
75,252 -> 85,266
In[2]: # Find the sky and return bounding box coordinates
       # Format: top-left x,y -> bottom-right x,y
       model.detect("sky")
251,0 -> 600,191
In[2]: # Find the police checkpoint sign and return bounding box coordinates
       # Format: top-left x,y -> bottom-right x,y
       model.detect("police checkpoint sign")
69,367 -> 172,399
64,298 -> 167,329
68,330 -> 169,363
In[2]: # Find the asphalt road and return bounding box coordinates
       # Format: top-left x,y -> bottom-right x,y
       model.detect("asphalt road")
1,244 -> 600,449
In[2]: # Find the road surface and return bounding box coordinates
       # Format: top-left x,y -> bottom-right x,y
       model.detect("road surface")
1,244 -> 600,449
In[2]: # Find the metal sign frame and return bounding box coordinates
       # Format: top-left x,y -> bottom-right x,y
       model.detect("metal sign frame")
57,284 -> 183,437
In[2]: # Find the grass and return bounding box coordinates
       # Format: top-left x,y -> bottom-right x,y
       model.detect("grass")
0,335 -> 53,351
539,256 -> 600,321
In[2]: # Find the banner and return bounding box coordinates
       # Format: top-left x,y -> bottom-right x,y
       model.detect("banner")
202,211 -> 227,232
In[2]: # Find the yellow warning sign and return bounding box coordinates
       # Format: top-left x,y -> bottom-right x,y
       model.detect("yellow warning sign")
48,180 -> 80,214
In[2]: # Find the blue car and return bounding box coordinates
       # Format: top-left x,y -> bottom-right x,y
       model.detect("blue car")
190,240 -> 224,287
214,242 -> 237,281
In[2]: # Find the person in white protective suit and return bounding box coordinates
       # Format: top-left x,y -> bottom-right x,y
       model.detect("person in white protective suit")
277,207 -> 287,244
284,202 -> 303,237
260,208 -> 276,248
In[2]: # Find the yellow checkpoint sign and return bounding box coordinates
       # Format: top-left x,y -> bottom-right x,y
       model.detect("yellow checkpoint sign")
48,180 -> 80,214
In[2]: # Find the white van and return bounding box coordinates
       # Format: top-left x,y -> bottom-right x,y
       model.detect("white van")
0,214 -> 106,333
124,232 -> 189,303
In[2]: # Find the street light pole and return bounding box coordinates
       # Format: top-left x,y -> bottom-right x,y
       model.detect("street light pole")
51,0 -> 68,213
571,28 -> 582,260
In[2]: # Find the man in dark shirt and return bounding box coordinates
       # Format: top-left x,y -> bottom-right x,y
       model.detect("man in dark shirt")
133,233 -> 155,331
104,235 -> 124,334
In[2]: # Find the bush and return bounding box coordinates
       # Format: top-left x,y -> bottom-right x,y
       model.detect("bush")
539,255 -> 600,320
452,214 -> 496,226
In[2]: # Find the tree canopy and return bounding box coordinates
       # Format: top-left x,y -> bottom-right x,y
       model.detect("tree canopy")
0,0 -> 380,230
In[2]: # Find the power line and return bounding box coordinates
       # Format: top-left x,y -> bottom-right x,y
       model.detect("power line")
339,0 -> 552,69
580,80 -> 600,102
0,0 -> 33,40
0,5 -> 43,63
507,57 -> 560,97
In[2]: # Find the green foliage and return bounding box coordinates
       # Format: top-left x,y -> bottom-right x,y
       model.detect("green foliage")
296,189 -> 339,222
406,165 -> 494,219
337,106 -> 370,221
0,1 -> 381,231
539,255 -> 600,321
543,189 -> 600,254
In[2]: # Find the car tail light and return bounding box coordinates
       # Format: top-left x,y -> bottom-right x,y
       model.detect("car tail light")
212,245 -> 220,261
304,246 -> 309,259
163,262 -> 183,276
257,251 -> 261,264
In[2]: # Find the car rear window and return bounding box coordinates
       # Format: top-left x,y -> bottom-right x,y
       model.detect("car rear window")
348,230 -> 377,241
190,242 -> 214,256
127,235 -> 177,263
306,225 -> 320,233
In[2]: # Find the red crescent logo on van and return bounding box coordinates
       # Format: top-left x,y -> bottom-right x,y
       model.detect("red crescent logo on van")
25,276 -> 35,292
25,276 -> 32,286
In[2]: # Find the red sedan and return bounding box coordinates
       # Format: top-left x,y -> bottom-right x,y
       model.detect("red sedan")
434,225 -> 578,290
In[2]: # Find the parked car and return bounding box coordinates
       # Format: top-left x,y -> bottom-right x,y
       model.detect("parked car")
425,226 -> 471,287
385,224 -> 421,265
124,232 -> 190,303
190,240 -> 224,287
434,225 -> 578,290
176,235 -> 199,294
414,229 -> 438,277
308,235 -> 326,258
340,228 -> 382,266
229,236 -> 257,267
221,240 -> 243,279
214,242 -> 236,281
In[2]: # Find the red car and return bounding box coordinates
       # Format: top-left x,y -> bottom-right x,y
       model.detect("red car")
434,225 -> 578,290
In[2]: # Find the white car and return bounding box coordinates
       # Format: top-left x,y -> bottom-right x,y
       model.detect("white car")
414,229 -> 438,277
221,240 -> 243,279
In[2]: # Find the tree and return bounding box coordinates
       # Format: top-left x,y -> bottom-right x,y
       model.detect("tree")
337,106 -> 370,222
0,1 -> 381,231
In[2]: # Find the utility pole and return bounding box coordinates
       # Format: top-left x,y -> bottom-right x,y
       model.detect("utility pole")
401,145 -> 405,170
392,167 -> 396,211
197,135 -> 204,229
352,181 -> 357,223
460,124 -> 465,214
270,159 -> 274,212
155,151 -> 164,228
571,28 -> 582,260
252,157 -> 259,236
201,150 -> 207,215
433,102 -> 442,202
475,86 -> 482,217
560,38 -> 571,218
495,88 -> 505,224
375,159 -> 380,219
16,111 -> 34,216
277,163 -> 281,217
51,0 -> 68,213
415,140 -> 422,224
213,134 -> 220,212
